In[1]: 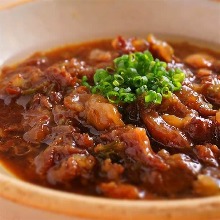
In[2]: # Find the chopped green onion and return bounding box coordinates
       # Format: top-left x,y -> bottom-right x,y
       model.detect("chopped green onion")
107,91 -> 120,103
133,76 -> 143,87
155,93 -> 163,104
119,93 -> 136,103
82,50 -> 185,104
82,76 -> 91,88
161,87 -> 171,98
101,82 -> 113,93
113,74 -> 124,86
94,69 -> 109,84
173,81 -> 182,91
145,90 -> 157,103
92,86 -> 101,94
173,72 -> 185,83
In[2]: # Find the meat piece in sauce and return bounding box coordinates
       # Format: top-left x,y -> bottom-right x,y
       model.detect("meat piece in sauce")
147,34 -> 174,62
0,66 -> 47,104
175,85 -> 216,117
183,117 -> 214,144
184,53 -> 215,69
22,94 -> 52,144
100,158 -> 124,181
35,124 -> 94,185
45,64 -> 77,89
47,153 -> 96,185
64,58 -> 94,81
141,109 -> 191,149
97,182 -> 140,199
194,144 -> 220,167
0,36 -> 220,200
112,36 -> 149,54
85,94 -> 124,130
145,152 -> 202,196
99,126 -> 167,170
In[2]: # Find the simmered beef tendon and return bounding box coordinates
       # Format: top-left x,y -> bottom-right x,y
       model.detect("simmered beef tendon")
175,85 -> 217,117
183,117 -> 214,143
47,153 -> 96,185
143,152 -> 202,196
194,144 -> 220,167
157,93 -> 195,117
99,126 -> 167,170
205,84 -> 220,106
112,36 -> 149,54
34,124 -> 94,185
147,34 -> 174,62
98,182 -> 140,199
100,158 -> 124,181
193,68 -> 220,106
141,110 -> 191,149
0,36 -> 220,200
85,95 -> 124,130
45,65 -> 76,88
0,66 -> 47,104
184,53 -> 215,69
65,58 -> 94,79
22,94 -> 52,144
64,86 -> 91,114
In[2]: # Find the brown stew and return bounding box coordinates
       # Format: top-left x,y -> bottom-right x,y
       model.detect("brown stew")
0,36 -> 219,200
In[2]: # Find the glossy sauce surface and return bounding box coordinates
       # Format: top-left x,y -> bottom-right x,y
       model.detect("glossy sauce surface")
0,36 -> 219,199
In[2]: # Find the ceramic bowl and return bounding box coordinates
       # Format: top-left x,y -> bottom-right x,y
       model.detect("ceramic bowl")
0,0 -> 220,219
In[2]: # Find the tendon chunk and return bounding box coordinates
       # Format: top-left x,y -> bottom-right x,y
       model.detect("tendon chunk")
194,144 -> 219,167
45,65 -> 76,88
141,110 -> 191,149
157,93 -> 195,117
121,127 -> 167,170
142,152 -> 201,195
185,53 -> 215,69
47,154 -> 95,185
34,124 -> 92,175
22,95 -> 52,143
112,36 -> 149,54
176,85 -> 216,117
65,58 -> 94,80
100,159 -> 124,181
64,86 -> 91,113
147,34 -> 174,62
184,117 -> 214,143
34,142 -> 81,175
0,66 -> 47,103
85,94 -> 124,130
98,182 -> 140,199
194,69 -> 220,106
162,114 -> 191,129
100,126 -> 167,170
205,84 -> 220,106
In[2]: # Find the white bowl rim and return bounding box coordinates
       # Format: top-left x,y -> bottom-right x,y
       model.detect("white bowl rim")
0,1 -> 220,219
1,169 -> 220,219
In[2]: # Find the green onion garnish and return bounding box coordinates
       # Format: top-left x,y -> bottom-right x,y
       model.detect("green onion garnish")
82,50 -> 185,104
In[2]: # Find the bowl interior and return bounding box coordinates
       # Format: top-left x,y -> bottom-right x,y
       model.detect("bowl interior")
0,0 -> 220,219
0,0 -> 220,67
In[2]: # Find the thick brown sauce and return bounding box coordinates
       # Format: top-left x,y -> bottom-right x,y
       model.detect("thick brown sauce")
0,37 -> 219,199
